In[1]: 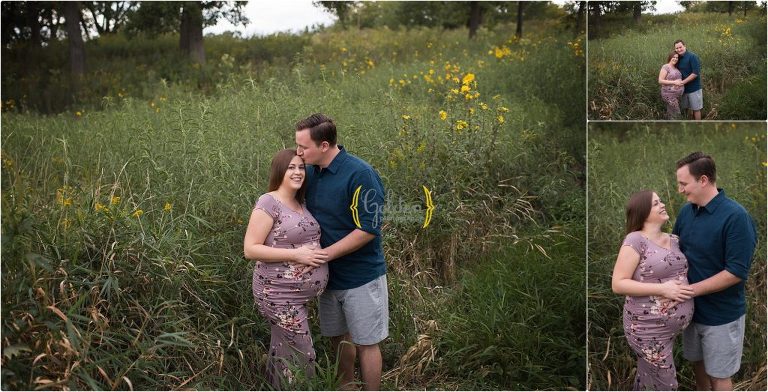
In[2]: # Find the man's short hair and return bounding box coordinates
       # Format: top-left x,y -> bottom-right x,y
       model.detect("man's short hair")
295,113 -> 337,146
673,39 -> 686,47
677,152 -> 716,183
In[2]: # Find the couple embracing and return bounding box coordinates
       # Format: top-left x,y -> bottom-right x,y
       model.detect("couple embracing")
612,152 -> 757,390
658,39 -> 702,120
244,113 -> 388,390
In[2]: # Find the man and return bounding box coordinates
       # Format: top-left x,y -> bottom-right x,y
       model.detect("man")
295,113 -> 388,390
673,152 -> 757,391
673,39 -> 703,120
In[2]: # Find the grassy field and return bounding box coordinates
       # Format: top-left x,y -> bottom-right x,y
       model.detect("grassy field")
588,12 -> 767,120
1,20 -> 586,390
587,123 -> 767,390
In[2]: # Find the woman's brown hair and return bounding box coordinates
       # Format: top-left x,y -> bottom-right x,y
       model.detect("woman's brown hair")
625,190 -> 653,235
666,51 -> 678,63
267,149 -> 306,204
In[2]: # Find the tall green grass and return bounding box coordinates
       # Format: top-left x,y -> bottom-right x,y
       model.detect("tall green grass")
587,123 -> 767,390
1,21 -> 585,390
588,12 -> 767,120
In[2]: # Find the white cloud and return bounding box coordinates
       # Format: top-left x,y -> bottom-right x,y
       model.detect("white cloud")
204,0 -> 337,37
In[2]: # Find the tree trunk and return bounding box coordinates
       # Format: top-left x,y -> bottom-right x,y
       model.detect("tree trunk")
575,1 -> 585,36
633,2 -> 642,23
64,1 -> 85,81
588,2 -> 601,40
743,1 -> 748,16
728,2 -> 734,15
180,2 -> 205,65
468,1 -> 482,39
27,2 -> 42,46
516,1 -> 524,38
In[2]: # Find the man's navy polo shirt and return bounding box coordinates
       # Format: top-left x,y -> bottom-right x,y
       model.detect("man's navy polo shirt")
305,145 -> 386,290
672,189 -> 757,326
678,50 -> 702,94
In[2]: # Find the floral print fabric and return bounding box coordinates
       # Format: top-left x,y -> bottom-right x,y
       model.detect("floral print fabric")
660,64 -> 684,120
252,193 -> 328,389
621,231 -> 694,390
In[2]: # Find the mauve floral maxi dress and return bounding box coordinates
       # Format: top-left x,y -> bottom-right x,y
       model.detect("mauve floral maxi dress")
621,231 -> 693,390
252,193 -> 328,389
660,64 -> 684,120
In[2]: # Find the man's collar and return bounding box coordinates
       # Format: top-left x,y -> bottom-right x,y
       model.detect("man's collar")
315,145 -> 347,174
694,188 -> 725,213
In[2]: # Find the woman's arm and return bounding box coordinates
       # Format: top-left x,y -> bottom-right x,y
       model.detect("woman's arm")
611,245 -> 693,301
243,208 -> 328,266
658,67 -> 676,86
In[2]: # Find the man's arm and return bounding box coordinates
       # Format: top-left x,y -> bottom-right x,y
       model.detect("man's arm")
681,72 -> 698,85
325,229 -> 375,261
682,54 -> 701,85
691,270 -> 741,297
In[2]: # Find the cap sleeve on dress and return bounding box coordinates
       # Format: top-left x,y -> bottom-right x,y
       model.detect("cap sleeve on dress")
621,231 -> 645,256
254,194 -> 280,220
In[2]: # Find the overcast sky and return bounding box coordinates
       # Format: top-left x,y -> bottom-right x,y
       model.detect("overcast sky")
203,1 -> 711,37
204,0 -> 336,37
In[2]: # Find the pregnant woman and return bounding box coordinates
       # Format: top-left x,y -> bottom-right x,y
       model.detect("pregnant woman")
244,149 -> 329,389
658,51 -> 685,120
612,190 -> 694,390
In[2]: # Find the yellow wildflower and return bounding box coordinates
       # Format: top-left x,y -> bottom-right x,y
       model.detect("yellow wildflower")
439,110 -> 448,121
110,196 -> 121,205
164,202 -> 173,212
455,120 -> 468,131
450,88 -> 459,95
498,106 -> 509,112
95,202 -> 106,212
460,85 -> 470,93
497,115 -> 505,124
462,73 -> 475,85
402,114 -> 411,120
132,209 -> 144,218
480,103 -> 489,110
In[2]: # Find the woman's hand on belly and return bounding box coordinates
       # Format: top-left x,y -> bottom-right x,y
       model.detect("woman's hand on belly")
658,279 -> 694,302
293,243 -> 329,267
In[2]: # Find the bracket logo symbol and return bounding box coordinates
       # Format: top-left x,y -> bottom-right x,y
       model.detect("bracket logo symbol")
350,185 -> 363,229
422,185 -> 435,228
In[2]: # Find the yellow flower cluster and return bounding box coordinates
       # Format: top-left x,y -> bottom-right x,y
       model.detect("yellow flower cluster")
716,24 -> 734,39
2,156 -> 13,169
567,38 -> 584,57
745,132 -> 766,145
2,99 -> 16,112
56,185 -> 75,207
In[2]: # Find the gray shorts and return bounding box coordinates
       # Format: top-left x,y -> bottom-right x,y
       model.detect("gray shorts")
681,89 -> 703,111
683,315 -> 745,378
318,274 -> 389,345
